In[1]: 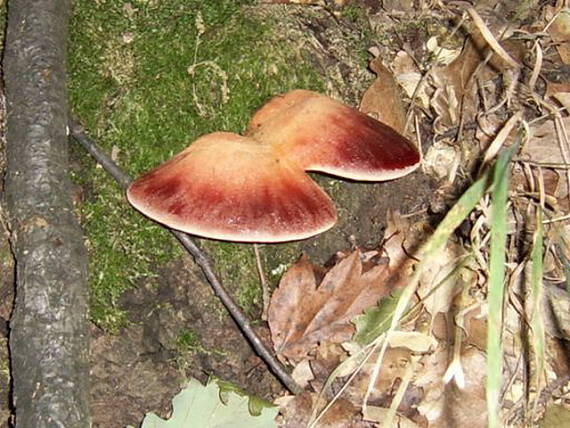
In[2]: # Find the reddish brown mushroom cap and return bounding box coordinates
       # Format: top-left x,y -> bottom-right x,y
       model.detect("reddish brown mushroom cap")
246,90 -> 421,181
127,132 -> 337,242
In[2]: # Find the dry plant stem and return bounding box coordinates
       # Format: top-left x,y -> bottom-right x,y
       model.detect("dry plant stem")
543,213 -> 570,224
515,159 -> 570,169
69,119 -> 304,395
480,112 -> 522,172
381,355 -> 418,428
309,338 -> 383,427
466,8 -> 520,69
253,244 -> 270,321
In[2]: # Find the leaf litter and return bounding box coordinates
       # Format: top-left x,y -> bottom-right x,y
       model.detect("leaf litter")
268,232 -> 408,364
269,2 -> 570,426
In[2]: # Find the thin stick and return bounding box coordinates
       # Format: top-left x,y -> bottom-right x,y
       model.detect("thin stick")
253,244 -> 271,321
69,119 -> 303,395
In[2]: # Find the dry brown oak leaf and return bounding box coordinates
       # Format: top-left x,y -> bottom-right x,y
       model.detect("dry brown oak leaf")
268,250 -> 396,363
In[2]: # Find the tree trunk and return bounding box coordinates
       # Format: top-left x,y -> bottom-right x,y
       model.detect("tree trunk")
3,0 -> 91,425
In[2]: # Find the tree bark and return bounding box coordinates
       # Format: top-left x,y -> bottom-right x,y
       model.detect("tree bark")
3,0 -> 91,426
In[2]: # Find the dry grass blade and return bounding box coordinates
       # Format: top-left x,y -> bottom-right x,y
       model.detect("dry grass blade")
529,41 -> 543,91
467,8 -> 520,69
530,175 -> 546,415
481,112 -> 521,171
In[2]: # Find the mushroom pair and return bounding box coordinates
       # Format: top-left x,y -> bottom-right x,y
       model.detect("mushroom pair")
127,90 -> 421,242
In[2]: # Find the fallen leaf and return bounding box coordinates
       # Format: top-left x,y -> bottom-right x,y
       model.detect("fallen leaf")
541,404 -> 570,427
548,9 -> 570,64
387,331 -> 437,353
277,392 -> 365,428
515,117 -> 570,210
382,0 -> 414,12
443,348 -> 488,428
382,210 -> 421,273
141,378 -> 278,428
415,347 -> 488,427
363,405 -> 419,427
343,347 -> 423,419
428,34 -> 491,133
413,348 -> 449,424
423,140 -> 459,181
427,25 -> 526,135
417,239 -> 470,316
426,36 -> 461,66
360,56 -> 407,133
351,212 -> 427,344
544,222 -> 570,282
544,284 -> 570,341
308,342 -> 349,393
546,81 -> 570,112
291,359 -> 314,389
268,251 -> 393,363
392,51 -> 429,108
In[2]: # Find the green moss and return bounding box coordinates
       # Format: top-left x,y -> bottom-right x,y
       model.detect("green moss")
205,241 -> 310,319
176,328 -> 202,353
176,328 -> 225,357
0,338 -> 8,374
203,242 -> 261,317
339,4 -> 374,64
68,0 -> 325,330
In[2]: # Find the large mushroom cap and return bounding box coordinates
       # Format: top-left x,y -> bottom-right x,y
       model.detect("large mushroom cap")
127,132 -> 337,242
246,90 -> 421,181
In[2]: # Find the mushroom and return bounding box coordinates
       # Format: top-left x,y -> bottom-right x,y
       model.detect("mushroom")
127,132 -> 337,242
127,90 -> 421,242
246,89 -> 421,181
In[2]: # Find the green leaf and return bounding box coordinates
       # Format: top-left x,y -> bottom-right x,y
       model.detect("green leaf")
141,378 -> 278,428
352,288 -> 404,345
214,378 -> 276,417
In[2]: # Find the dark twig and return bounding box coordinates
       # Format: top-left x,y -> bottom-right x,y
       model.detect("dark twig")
69,119 -> 303,395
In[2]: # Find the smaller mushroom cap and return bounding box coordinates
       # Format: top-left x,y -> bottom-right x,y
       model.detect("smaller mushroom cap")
246,90 -> 421,181
127,132 -> 337,242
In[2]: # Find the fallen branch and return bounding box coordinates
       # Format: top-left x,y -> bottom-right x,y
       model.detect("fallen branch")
4,0 -> 90,425
69,119 -> 303,395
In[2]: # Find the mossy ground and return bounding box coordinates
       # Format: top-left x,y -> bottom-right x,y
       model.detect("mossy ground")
68,0 -> 331,330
